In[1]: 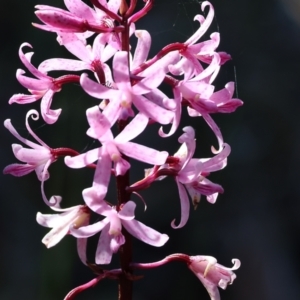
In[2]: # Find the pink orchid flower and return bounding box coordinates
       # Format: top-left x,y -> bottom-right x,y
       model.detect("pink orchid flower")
70,187 -> 169,264
37,196 -> 90,265
169,127 -> 230,228
188,256 -> 241,300
38,33 -> 117,82
33,0 -> 122,35
3,110 -> 57,205
9,43 -> 62,124
65,108 -> 168,200
80,51 -> 174,124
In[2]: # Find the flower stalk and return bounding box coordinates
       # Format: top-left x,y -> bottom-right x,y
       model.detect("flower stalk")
4,0 -> 242,299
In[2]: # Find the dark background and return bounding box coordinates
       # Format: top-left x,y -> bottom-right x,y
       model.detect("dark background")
1,0 -> 300,299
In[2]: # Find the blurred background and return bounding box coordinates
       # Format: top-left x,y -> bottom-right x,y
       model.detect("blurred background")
1,0 -> 300,299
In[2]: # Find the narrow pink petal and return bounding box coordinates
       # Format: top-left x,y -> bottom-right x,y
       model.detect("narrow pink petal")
159,88 -> 182,137
96,225 -> 114,264
4,119 -> 41,149
171,180 -> 190,229
39,58 -> 89,72
122,219 -> 169,247
191,53 -> 220,82
201,113 -> 223,152
77,237 -> 88,265
199,143 -> 231,172
118,142 -> 168,165
36,212 -> 62,227
64,0 -> 97,20
114,157 -> 130,176
40,90 -> 62,124
3,163 -> 35,177
133,95 -> 173,125
63,35 -> 91,62
86,106 -> 111,139
115,112 -> 148,143
92,34 -> 106,60
107,0 -> 121,14
19,43 -> 50,81
65,148 -> 100,168
41,224 -> 70,248
9,93 -> 40,104
70,218 -> 109,238
16,69 -> 50,90
80,73 -> 118,99
13,145 -> 50,164
82,187 -> 112,215
92,151 -> 111,200
118,201 -> 136,220
197,276 -> 220,300
185,2 -> 215,46
190,33 -> 220,55
133,69 -> 165,94
102,98 -> 121,128
132,30 -> 151,69
113,51 -> 131,90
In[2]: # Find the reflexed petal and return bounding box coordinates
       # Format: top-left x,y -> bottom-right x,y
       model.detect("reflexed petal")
185,1 -> 214,46
132,30 -> 151,69
40,90 -> 62,124
171,180 -> 190,229
16,69 -> 50,90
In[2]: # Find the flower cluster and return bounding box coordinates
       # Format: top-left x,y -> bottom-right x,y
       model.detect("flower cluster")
4,1 -> 242,299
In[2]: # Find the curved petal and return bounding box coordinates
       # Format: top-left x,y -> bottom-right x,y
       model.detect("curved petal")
171,180 -> 190,229
65,148 -> 100,168
19,43 -> 50,81
132,30 -> 151,69
185,2 -> 214,46
16,69 -> 50,91
122,219 -> 169,247
40,89 -> 62,124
